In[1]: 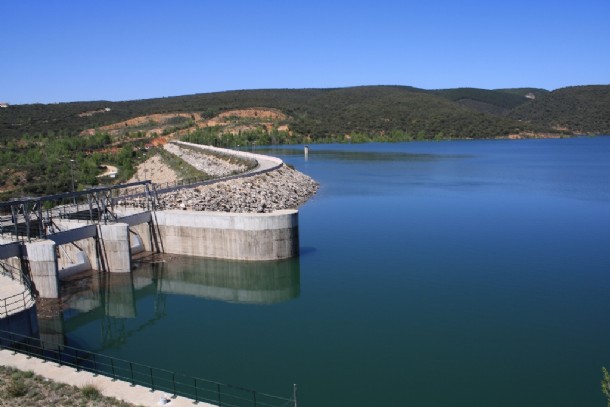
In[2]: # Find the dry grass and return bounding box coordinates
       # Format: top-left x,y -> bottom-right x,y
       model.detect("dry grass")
0,366 -> 141,406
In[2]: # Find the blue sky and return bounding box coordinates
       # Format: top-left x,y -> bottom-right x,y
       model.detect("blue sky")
1,0 -> 608,104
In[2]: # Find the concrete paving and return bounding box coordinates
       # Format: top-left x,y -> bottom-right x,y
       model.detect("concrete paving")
0,349 -> 214,407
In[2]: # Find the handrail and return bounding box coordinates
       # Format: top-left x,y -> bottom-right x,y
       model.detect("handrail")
0,255 -> 36,316
0,329 -> 295,407
0,290 -> 35,317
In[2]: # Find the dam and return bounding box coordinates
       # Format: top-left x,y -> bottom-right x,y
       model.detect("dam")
0,145 -> 304,300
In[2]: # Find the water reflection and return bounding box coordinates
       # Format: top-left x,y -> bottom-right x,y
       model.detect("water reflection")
148,256 -> 301,305
39,255 -> 300,349
260,146 -> 468,162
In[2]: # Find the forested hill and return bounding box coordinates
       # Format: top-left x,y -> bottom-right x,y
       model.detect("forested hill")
431,87 -> 549,116
1,85 -> 609,141
508,85 -> 610,134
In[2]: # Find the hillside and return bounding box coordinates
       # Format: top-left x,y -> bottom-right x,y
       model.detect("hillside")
3,85 -> 607,142
0,86 -> 533,141
432,87 -> 535,116
509,85 -> 610,134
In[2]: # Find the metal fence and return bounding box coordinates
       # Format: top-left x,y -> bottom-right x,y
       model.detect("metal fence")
0,329 -> 296,407
0,256 -> 36,316
0,290 -> 35,317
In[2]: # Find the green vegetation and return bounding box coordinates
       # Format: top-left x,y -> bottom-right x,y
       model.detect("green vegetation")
80,383 -> 102,400
0,366 -> 139,406
0,85 -> 531,142
2,85 -> 608,143
434,87 -> 528,108
602,367 -> 610,407
0,129 -> 150,200
509,85 -> 610,134
181,126 -> 294,147
5,371 -> 28,398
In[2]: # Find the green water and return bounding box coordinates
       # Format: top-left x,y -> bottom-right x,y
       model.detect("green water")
57,137 -> 610,406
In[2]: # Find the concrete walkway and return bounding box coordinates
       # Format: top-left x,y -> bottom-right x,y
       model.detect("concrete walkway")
0,274 -> 25,301
0,349 -> 213,407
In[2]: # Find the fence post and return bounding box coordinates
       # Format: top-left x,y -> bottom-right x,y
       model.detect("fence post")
111,358 -> 116,379
150,367 -> 154,390
217,384 -> 222,407
253,390 -> 257,407
193,378 -> 198,402
172,372 -> 176,397
40,336 -> 46,361
130,362 -> 135,385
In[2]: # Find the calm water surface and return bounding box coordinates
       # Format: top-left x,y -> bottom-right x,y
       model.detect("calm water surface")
58,137 -> 610,406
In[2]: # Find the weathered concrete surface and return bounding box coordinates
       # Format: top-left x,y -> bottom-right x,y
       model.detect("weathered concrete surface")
52,220 -> 101,273
98,223 -> 131,273
124,209 -> 299,261
53,220 -> 132,274
25,240 -> 59,299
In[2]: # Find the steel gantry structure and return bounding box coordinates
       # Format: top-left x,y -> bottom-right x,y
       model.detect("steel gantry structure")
0,181 -> 157,242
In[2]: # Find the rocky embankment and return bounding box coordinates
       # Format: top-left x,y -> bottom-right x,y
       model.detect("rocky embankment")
163,142 -> 250,178
157,164 -> 318,213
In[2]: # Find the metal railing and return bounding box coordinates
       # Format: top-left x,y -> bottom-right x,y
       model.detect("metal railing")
0,256 -> 36,316
0,291 -> 35,317
0,329 -> 296,407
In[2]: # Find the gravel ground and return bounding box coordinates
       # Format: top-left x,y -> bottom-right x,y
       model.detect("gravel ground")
128,154 -> 179,184
163,142 -> 248,178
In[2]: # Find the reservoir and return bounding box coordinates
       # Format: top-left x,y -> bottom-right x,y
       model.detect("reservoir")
57,137 -> 610,406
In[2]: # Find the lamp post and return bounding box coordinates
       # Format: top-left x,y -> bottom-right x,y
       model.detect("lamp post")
69,159 -> 76,205
69,159 -> 75,193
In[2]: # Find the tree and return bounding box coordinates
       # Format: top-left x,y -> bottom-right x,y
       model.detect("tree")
602,367 -> 610,407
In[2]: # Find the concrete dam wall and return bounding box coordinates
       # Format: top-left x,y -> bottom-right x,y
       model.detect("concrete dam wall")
127,209 -> 299,261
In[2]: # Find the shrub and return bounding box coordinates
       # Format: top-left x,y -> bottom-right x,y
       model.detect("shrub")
6,377 -> 28,397
81,383 -> 101,400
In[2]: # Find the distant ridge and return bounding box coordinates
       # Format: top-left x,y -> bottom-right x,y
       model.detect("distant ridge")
509,85 -> 610,134
1,85 -> 609,140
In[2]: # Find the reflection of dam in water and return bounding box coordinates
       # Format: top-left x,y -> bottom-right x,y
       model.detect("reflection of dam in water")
149,256 -> 301,305
40,255 -> 300,350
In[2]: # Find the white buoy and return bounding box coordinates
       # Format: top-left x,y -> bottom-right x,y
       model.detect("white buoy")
304,145 -> 309,161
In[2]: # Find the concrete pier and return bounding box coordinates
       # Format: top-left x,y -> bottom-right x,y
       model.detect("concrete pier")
25,241 -> 59,299
97,223 -> 131,273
